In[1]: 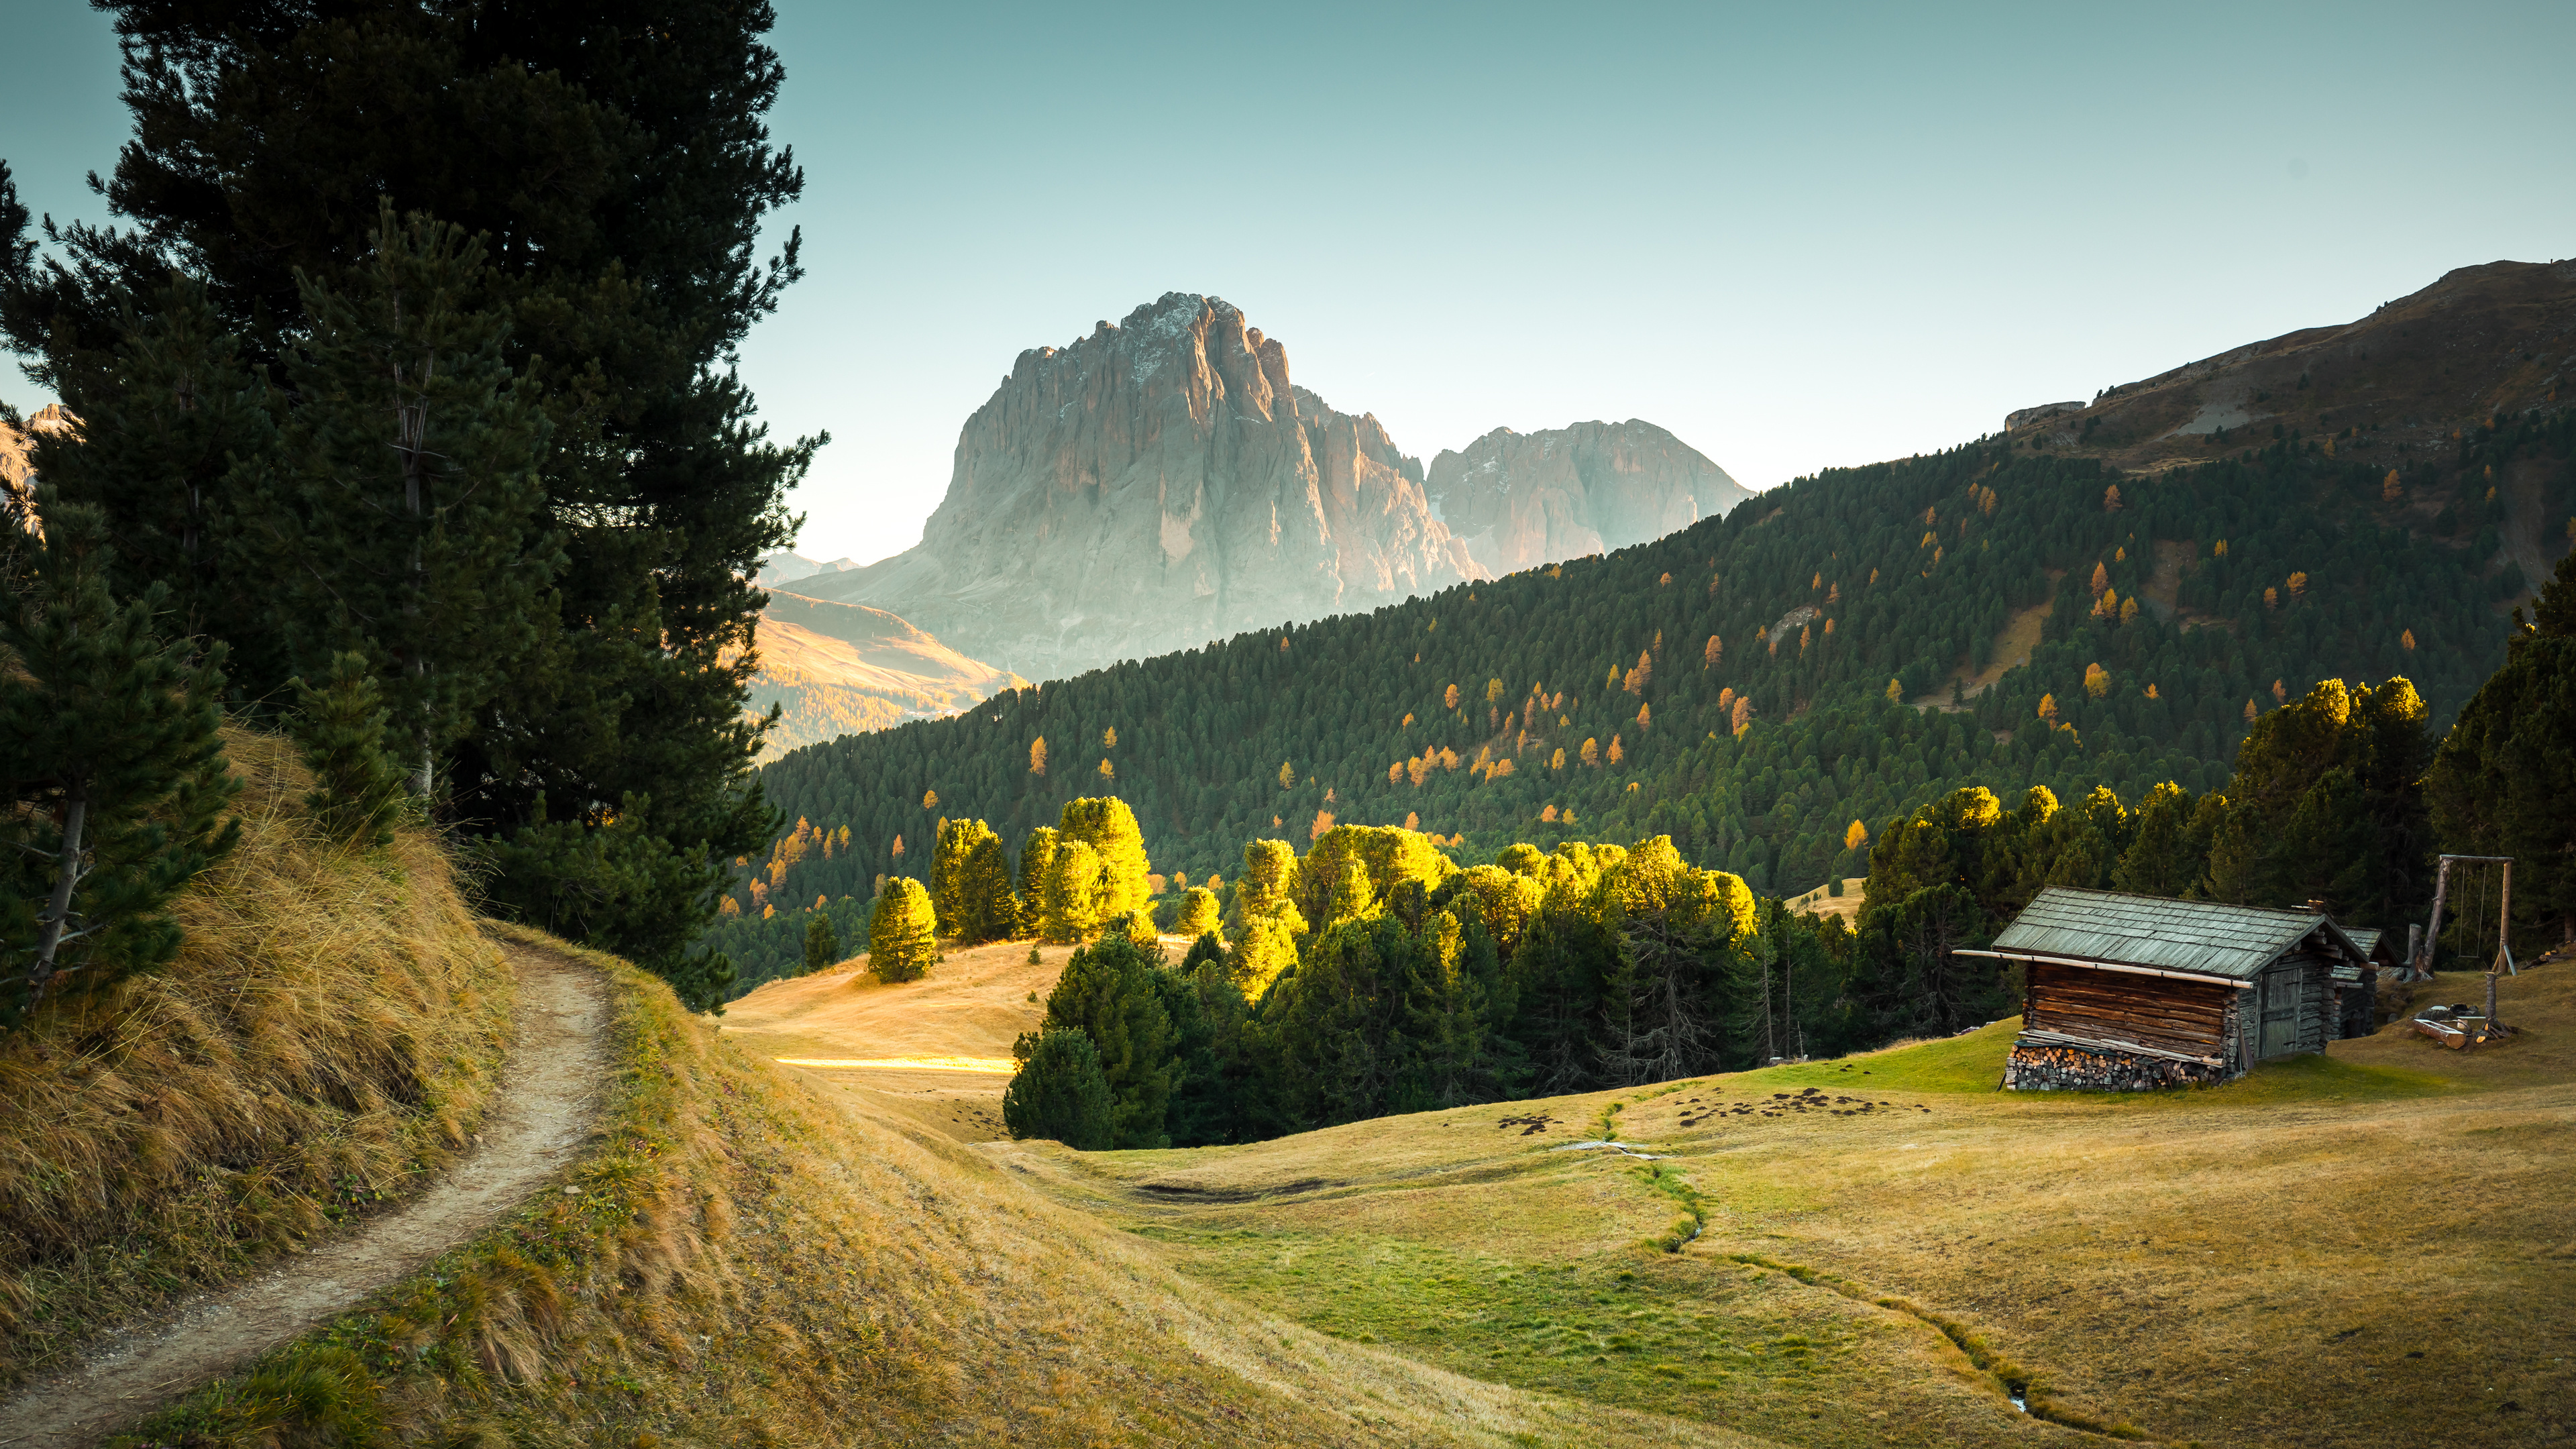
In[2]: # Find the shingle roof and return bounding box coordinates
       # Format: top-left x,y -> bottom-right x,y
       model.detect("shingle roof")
1989,887 -> 2359,981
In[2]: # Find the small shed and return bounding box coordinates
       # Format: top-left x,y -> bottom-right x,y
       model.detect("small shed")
1968,888 -> 2370,1091
2337,928 -> 2393,1038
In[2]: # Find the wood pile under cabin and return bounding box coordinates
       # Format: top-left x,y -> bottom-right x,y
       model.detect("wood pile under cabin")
1966,888 -> 2375,1091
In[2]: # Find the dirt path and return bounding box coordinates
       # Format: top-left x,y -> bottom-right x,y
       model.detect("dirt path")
0,938 -> 608,1448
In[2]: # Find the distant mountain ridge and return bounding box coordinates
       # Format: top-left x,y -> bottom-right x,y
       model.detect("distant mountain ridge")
743,592 -> 1025,758
793,292 -> 1746,680
1426,419 -> 1752,575
2007,259 -> 2575,468
741,256 -> 2573,920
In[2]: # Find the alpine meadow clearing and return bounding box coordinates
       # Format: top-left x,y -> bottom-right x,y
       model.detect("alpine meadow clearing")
729,948 -> 2576,1448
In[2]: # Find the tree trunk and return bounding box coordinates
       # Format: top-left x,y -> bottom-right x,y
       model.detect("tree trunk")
26,786 -> 89,1009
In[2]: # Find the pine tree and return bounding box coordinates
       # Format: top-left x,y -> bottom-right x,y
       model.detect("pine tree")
249,207 -> 555,798
1172,885 -> 1222,942
866,877 -> 937,982
2428,553 -> 2576,949
289,651 -> 409,847
1031,934 -> 1177,1148
24,272 -> 280,669
803,912 -> 841,973
957,830 -> 1020,943
0,498 -> 239,1022
2110,782 -> 2198,897
932,818 -> 1002,935
3,3 -> 814,1009
1017,824 -> 1060,912
1001,1028 -> 1115,1149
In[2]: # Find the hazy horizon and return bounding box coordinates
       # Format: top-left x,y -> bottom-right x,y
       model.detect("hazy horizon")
10,1 -> 2574,568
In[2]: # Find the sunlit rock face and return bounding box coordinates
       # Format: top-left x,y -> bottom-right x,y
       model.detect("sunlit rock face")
804,292 -> 1482,680
1424,419 -> 1753,576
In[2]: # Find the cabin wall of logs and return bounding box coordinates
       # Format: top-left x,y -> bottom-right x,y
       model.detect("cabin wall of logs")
2022,962 -> 2236,1058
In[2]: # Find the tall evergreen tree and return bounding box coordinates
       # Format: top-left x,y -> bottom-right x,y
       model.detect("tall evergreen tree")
1038,839 -> 1105,944
252,207 -> 555,795
1001,1028 -> 1115,1150
24,272 -> 278,663
2428,555 -> 2576,950
802,912 -> 841,975
0,498 -> 238,1023
1032,934 -> 1176,1148
931,817 -> 1004,936
957,830 -> 1020,944
1058,796 -> 1150,921
1,0 -> 814,1001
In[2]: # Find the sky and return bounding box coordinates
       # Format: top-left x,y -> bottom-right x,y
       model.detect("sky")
8,1 -> 2575,566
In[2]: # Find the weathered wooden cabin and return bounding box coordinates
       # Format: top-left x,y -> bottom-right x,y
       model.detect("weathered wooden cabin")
1970,888 -> 2370,1090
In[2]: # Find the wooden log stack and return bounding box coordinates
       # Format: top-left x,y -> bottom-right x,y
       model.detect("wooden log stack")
2004,1040 -> 2232,1091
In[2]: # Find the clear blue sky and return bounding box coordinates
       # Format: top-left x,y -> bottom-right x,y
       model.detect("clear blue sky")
9,2 -> 2573,566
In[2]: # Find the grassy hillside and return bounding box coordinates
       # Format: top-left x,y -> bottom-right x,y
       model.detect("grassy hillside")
0,729 -> 513,1389
744,591 -> 1028,759
746,399 -> 2573,936
122,927 -> 1799,1448
2019,258 -> 2575,484
1002,966 -> 2576,1448
653,931 -> 2576,1448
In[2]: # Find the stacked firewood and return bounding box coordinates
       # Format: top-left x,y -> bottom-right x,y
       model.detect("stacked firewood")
2004,1042 -> 2229,1091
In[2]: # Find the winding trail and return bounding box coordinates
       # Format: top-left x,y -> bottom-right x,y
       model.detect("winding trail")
0,938 -> 608,1448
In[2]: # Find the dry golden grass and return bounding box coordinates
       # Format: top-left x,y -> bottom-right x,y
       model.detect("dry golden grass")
0,727 -> 513,1388
1006,968 -> 2576,1448
1784,878 -> 1867,924
127,927 -> 1788,1448
715,936 -> 1065,1143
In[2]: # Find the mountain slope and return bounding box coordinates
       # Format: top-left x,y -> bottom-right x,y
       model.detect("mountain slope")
741,262 -> 2575,916
2005,258 -> 2575,468
1427,419 -> 1754,575
746,591 -> 1026,756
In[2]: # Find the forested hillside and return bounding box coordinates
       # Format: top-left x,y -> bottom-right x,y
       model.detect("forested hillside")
731,412 -> 2571,977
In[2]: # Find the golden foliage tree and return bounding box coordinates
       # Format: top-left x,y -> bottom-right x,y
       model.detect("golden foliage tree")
1028,737 -> 1046,775
866,877 -> 938,983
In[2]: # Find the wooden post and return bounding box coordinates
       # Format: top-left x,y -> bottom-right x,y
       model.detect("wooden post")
2418,857 -> 2452,980
2496,860 -> 2518,977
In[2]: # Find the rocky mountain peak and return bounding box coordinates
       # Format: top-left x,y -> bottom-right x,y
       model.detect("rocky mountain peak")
1424,418 -> 1752,576
802,293 -> 1483,680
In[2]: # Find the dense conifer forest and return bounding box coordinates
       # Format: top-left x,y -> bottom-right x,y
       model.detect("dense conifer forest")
711,414 -> 2575,990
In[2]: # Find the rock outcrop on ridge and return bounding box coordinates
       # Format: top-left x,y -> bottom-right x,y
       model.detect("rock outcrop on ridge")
1423,419 -> 1754,576
798,293 -> 1484,680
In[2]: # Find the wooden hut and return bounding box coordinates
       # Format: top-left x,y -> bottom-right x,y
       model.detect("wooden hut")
1967,888 -> 2369,1090
2336,928 -> 2393,1038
